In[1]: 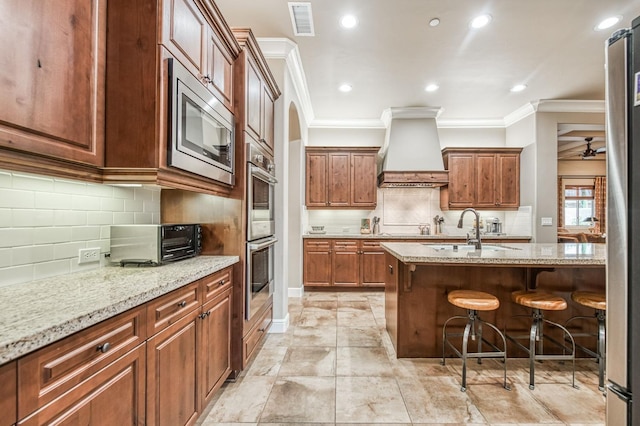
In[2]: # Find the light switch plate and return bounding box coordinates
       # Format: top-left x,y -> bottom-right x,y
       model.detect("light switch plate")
541,217 -> 553,226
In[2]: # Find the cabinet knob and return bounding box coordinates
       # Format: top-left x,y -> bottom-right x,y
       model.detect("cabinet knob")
202,74 -> 212,84
97,342 -> 111,353
219,279 -> 226,286
177,300 -> 187,308
388,265 -> 393,275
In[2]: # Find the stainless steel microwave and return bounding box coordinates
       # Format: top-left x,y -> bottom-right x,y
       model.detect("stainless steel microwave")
167,58 -> 235,186
110,224 -> 202,266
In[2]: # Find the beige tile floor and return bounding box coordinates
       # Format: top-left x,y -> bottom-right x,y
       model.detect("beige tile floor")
199,291 -> 606,425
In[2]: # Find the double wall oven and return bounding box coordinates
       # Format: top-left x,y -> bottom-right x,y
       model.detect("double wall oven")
246,142 -> 277,320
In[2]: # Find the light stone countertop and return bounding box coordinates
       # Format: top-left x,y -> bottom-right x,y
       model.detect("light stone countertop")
303,233 -> 531,240
0,255 -> 239,365
381,242 -> 606,266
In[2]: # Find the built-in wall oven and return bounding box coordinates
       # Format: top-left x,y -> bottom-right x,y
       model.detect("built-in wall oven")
245,142 -> 277,320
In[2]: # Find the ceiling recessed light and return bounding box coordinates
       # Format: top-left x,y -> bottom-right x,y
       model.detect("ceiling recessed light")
425,84 -> 439,92
470,14 -> 492,29
340,14 -> 358,29
510,84 -> 527,93
595,16 -> 622,31
339,83 -> 352,92
429,18 -> 440,27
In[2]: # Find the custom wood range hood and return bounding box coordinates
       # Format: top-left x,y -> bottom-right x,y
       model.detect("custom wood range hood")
377,107 -> 449,188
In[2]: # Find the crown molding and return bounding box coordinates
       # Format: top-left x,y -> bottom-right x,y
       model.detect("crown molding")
532,99 -> 606,113
309,118 -> 386,129
257,37 -> 315,126
503,103 -> 537,127
437,118 -> 506,128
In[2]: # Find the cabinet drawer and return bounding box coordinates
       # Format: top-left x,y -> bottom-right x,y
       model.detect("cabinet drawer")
0,361 -> 16,426
304,240 -> 330,249
202,267 -> 232,303
333,240 -> 357,248
361,240 -> 381,249
18,307 -> 146,417
243,304 -> 272,366
147,281 -> 200,336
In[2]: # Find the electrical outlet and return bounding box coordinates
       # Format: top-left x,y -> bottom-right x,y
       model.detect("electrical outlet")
78,248 -> 101,264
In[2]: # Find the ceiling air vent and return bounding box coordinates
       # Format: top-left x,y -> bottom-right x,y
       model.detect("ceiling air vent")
288,2 -> 315,36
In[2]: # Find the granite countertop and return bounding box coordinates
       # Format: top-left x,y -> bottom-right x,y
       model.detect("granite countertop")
381,242 -> 606,266
0,255 -> 239,365
303,233 -> 531,240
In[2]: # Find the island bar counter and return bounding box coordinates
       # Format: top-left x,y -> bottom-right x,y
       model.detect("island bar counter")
381,242 -> 606,358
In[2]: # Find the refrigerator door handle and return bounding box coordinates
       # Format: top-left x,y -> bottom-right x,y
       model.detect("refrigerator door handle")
608,381 -> 633,403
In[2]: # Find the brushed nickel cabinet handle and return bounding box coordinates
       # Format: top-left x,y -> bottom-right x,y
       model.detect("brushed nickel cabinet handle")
177,300 -> 187,308
388,265 -> 393,275
97,342 -> 110,353
219,279 -> 226,286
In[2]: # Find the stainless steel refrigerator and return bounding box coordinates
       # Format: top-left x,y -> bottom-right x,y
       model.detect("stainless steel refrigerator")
605,15 -> 640,426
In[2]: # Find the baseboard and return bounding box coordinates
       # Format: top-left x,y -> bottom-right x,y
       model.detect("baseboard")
288,285 -> 304,298
269,312 -> 290,333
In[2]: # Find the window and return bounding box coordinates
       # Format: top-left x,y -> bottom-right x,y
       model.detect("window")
563,185 -> 595,226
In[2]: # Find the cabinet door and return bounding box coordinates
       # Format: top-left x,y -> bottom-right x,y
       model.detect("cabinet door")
18,345 -> 146,426
306,153 -> 328,207
0,361 -> 16,426
199,289 -> 232,407
262,86 -> 275,153
351,153 -> 377,207
475,154 -> 497,208
328,153 -> 351,207
303,240 -> 332,286
0,0 -> 105,166
206,28 -> 234,111
360,241 -> 386,287
332,240 -> 359,286
245,57 -> 263,143
147,310 -> 200,426
446,153 -> 475,208
161,0 -> 206,77
496,153 -> 520,208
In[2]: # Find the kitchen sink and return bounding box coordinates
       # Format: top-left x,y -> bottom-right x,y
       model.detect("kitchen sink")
425,244 -> 519,252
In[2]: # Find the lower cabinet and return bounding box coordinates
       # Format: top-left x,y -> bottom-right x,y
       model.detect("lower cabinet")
303,239 -> 386,288
11,266 -> 234,426
242,303 -> 273,366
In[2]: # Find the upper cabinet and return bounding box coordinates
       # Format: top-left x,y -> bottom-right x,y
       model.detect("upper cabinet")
232,29 -> 280,155
440,148 -> 522,210
306,147 -> 378,208
0,0 -> 106,180
104,0 -> 241,196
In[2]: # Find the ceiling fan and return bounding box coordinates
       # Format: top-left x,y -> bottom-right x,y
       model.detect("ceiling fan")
581,137 -> 606,159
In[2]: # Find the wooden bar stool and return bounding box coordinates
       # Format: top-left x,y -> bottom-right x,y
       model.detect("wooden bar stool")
507,290 -> 577,390
566,291 -> 606,391
441,290 -> 509,392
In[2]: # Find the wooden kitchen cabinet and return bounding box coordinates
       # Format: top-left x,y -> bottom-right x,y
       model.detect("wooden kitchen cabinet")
305,147 -> 378,208
303,239 -> 386,288
0,361 -> 17,426
0,0 -> 106,180
104,0 -> 240,196
160,0 -> 235,111
440,148 -> 521,210
233,29 -> 281,155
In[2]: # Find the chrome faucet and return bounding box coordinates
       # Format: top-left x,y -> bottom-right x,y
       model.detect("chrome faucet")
457,208 -> 482,249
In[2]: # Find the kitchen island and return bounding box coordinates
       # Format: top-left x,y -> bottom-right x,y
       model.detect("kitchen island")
381,242 -> 605,358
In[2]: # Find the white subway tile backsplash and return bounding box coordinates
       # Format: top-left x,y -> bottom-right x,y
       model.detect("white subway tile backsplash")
0,265 -> 33,287
0,189 -> 35,209
33,227 -> 72,245
71,226 -> 101,242
12,174 -> 54,192
71,195 -> 102,211
113,212 -> 135,224
53,211 -> 87,227
35,192 -> 73,210
12,245 -> 55,266
0,169 -> 162,285
34,260 -> 71,281
87,211 -> 114,225
54,242 -> 87,260
13,209 -> 55,227
124,199 -> 144,212
0,228 -> 33,248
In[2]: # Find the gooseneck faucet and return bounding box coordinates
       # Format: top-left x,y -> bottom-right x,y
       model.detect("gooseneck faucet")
457,208 -> 482,249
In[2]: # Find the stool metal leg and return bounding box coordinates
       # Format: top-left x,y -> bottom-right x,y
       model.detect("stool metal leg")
597,309 -> 606,392
461,319 -> 473,391
529,311 -> 540,390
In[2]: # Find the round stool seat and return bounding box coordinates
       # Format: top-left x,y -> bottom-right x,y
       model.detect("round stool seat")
512,290 -> 567,311
448,290 -> 500,311
571,291 -> 606,311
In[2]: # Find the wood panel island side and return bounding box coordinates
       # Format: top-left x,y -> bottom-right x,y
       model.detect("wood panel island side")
381,242 -> 606,358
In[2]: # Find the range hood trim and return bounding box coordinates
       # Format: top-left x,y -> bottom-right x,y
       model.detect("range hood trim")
377,170 -> 449,188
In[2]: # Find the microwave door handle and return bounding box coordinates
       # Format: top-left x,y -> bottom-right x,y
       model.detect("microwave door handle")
249,238 -> 278,251
251,165 -> 277,184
